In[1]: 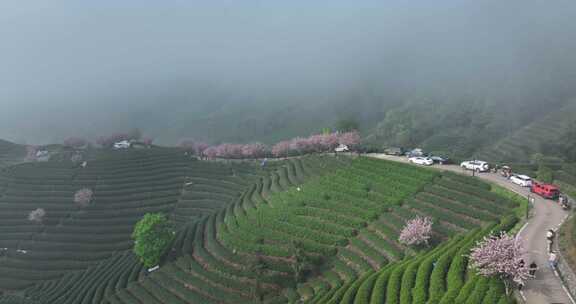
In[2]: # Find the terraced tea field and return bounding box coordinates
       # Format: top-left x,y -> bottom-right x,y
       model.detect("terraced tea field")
0,139 -> 25,168
0,152 -> 521,304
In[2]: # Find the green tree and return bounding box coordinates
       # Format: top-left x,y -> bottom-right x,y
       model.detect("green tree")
335,118 -> 359,133
132,213 -> 175,267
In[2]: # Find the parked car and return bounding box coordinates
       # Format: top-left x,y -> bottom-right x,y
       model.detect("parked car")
334,144 -> 349,153
384,147 -> 404,156
460,160 -> 490,172
409,157 -> 434,166
113,140 -> 131,149
510,174 -> 532,187
429,156 -> 450,165
531,181 -> 560,200
405,148 -> 425,158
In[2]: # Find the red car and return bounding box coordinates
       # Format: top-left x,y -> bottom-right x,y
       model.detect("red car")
531,181 -> 560,200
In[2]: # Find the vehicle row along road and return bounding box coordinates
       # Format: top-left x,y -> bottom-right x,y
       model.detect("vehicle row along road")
367,153 -> 574,304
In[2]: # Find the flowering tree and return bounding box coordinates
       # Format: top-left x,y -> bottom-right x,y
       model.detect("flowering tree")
469,232 -> 530,288
142,137 -> 154,146
272,141 -> 291,157
204,146 -> 218,159
399,216 -> 433,246
338,131 -> 361,148
25,145 -> 39,161
28,208 -> 46,223
63,137 -> 87,149
241,143 -> 268,158
74,188 -> 93,207
320,133 -> 340,151
194,142 -> 209,157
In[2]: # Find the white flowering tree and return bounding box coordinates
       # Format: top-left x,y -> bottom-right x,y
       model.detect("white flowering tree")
28,208 -> 46,223
74,188 -> 93,207
469,232 -> 530,293
399,216 -> 433,246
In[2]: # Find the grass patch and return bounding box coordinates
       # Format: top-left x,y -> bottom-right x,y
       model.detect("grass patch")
490,184 -> 528,234
559,215 -> 576,274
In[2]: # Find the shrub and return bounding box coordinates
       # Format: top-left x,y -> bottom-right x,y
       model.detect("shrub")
28,208 -> 46,223
132,213 -> 175,267
73,188 -> 93,207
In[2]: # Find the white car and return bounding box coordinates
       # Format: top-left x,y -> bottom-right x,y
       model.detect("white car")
113,140 -> 131,149
510,174 -> 532,187
334,144 -> 349,153
409,157 -> 434,166
460,160 -> 490,172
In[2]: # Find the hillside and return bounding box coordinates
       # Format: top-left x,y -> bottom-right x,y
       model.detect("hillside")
0,151 -> 521,304
476,101 -> 576,163
0,139 -> 25,169
0,149 -> 284,292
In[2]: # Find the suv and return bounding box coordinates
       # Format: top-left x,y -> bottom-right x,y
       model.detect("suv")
510,174 -> 532,187
460,160 -> 490,172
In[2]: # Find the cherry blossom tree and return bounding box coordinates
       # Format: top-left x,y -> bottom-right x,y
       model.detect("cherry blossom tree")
25,145 -> 39,161
194,142 -> 209,157
272,141 -> 291,157
320,133 -> 340,151
28,208 -> 46,223
241,143 -> 268,158
469,232 -> 530,289
74,188 -> 93,207
204,146 -> 218,159
398,216 -> 433,246
338,131 -> 361,148
142,137 -> 154,146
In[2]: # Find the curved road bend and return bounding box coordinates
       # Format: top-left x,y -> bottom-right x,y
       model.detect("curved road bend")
367,153 -> 573,304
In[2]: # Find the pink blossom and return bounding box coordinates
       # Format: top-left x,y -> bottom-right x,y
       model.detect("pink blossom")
338,131 -> 361,147
204,146 -> 218,159
241,143 -> 268,158
320,133 -> 340,150
74,188 -> 93,207
142,137 -> 154,146
25,145 -> 39,161
469,232 -> 530,284
28,208 -> 46,223
399,216 -> 433,246
194,142 -> 209,156
272,141 -> 291,157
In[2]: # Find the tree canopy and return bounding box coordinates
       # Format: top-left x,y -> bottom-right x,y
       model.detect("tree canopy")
132,213 -> 175,268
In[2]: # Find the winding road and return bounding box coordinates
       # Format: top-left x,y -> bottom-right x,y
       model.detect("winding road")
367,153 -> 574,304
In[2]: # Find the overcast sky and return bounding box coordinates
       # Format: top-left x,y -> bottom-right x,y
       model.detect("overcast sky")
0,0 -> 575,143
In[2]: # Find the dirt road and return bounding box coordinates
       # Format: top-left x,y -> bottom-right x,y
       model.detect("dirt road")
368,153 -> 574,304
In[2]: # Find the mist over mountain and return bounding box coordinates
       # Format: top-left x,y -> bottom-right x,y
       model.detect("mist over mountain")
0,0 -> 575,149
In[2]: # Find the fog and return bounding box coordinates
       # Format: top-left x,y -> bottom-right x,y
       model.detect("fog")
0,0 -> 575,144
